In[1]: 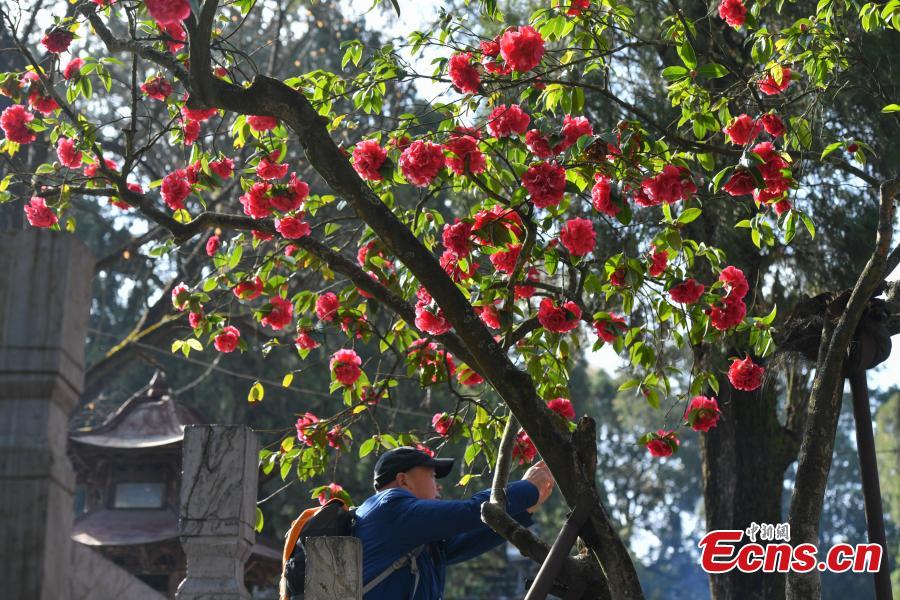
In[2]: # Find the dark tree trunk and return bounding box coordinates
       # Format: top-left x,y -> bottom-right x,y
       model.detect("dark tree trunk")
702,382 -> 798,600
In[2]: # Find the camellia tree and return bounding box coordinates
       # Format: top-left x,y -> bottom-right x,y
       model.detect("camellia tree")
1,0 -> 898,597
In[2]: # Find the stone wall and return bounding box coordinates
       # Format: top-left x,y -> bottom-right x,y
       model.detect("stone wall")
70,542 -> 168,600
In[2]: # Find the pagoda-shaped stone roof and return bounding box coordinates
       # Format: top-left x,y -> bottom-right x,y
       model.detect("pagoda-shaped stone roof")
70,370 -> 204,449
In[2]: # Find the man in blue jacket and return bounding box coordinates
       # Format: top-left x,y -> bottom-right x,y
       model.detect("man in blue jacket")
353,446 -> 554,599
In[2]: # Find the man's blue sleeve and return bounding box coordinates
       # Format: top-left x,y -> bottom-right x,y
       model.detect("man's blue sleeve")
383,480 -> 539,548
443,505 -> 534,565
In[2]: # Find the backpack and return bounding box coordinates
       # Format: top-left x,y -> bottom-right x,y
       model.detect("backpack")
279,498 -> 425,600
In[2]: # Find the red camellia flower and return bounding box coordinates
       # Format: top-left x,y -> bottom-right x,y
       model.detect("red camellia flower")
239,182 -> 272,218
644,429 -> 679,457
442,219 -> 473,256
728,356 -> 765,391
487,104 -> 530,138
330,348 -> 362,386
56,137 -> 83,169
63,57 -> 84,80
316,292 -> 340,322
444,134 -> 486,175
1,105 -> 36,144
399,140 -> 445,187
205,235 -> 220,256
257,151 -> 289,180
262,296 -> 294,330
593,313 -> 627,342
522,161 -> 566,208
723,170 -> 757,196
159,22 -> 185,53
233,276 -> 263,300
758,66 -> 792,95
760,113 -> 786,137
548,397 -> 576,420
512,430 -> 538,464
489,243 -> 521,274
41,29 -> 75,54
567,0 -> 591,16
317,482 -> 344,506
457,365 -> 484,386
209,157 -> 234,179
275,215 -> 311,239
525,129 -> 553,159
556,115 -> 593,153
188,311 -> 203,329
685,396 -> 721,432
161,170 -> 191,210
352,139 -> 388,181
432,412 -> 458,437
723,114 -> 761,145
472,205 -> 525,242
499,25 -> 545,72
559,217 -> 596,257
214,326 -> 241,353
774,199 -> 792,216
538,297 -> 581,333
23,196 -> 58,228
641,165 -> 696,205
648,246 -> 668,277
295,329 -> 320,350
719,265 -> 749,299
669,279 -> 705,304
171,282 -> 189,311
591,174 -> 619,216
247,114 -> 278,131
415,303 -> 452,335
708,296 -> 747,330
141,75 -> 173,101
146,0 -> 192,25
28,90 -> 59,115
718,0 -> 747,27
477,303 -> 501,329
448,52 -> 480,94
295,412 -> 319,445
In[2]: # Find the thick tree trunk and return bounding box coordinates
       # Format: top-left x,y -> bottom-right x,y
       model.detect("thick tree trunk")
702,382 -> 797,600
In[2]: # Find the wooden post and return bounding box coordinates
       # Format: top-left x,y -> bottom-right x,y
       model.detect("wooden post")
304,537 -> 363,600
176,425 -> 258,600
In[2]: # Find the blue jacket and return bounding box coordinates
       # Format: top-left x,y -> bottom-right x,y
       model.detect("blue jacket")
353,480 -> 538,600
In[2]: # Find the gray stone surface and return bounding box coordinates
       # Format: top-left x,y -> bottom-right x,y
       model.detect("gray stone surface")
0,230 -> 93,600
304,537 -> 363,600
70,542 -> 167,600
176,425 -> 259,600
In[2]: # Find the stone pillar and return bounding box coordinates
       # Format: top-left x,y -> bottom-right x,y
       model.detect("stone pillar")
176,425 -> 259,600
304,537 -> 363,600
0,230 -> 94,600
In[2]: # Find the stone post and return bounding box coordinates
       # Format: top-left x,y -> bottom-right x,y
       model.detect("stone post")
0,230 -> 94,600
176,425 -> 259,600
304,537 -> 363,600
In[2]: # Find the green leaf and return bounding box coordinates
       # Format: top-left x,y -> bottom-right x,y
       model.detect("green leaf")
248,381 -> 264,403
359,437 -> 377,458
678,41 -> 697,69
255,507 -> 264,533
881,104 -> 900,113
820,141 -> 843,160
697,63 -> 728,78
662,65 -> 689,80
227,244 -> 243,269
799,212 -> 816,238
784,210 -> 797,243
282,373 -> 294,388
464,443 -> 480,465
677,208 -> 703,224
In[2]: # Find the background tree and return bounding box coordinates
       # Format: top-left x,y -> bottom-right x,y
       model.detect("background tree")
1,0 -> 899,598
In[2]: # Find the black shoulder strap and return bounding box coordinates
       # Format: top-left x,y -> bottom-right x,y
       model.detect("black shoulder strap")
361,544 -> 425,596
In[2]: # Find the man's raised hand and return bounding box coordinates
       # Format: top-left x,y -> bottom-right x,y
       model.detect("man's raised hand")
523,460 -> 554,513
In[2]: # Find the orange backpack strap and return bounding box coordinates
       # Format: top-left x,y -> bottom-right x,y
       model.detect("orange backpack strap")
281,507 -> 322,567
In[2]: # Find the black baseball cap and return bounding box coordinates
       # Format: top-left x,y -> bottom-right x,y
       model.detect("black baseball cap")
373,446 -> 454,490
